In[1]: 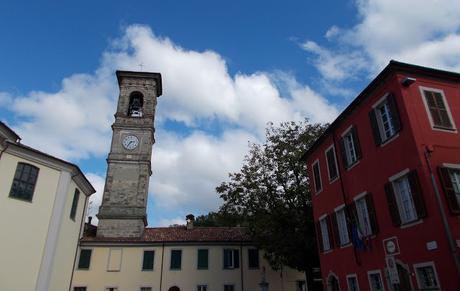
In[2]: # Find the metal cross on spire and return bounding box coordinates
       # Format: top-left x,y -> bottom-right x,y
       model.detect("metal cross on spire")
138,63 -> 144,71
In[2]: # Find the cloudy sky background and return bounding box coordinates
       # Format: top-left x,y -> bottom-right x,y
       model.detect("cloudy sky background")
1,0 -> 460,226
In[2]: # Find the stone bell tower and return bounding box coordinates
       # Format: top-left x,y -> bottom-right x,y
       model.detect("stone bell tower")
97,70 -> 162,238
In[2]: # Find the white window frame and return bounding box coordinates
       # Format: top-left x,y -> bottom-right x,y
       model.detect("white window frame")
392,174 -> 418,224
319,215 -> 331,251
414,261 -> 441,290
346,274 -> 360,291
367,270 -> 384,291
107,247 -> 123,272
341,126 -> 358,167
197,284 -> 208,291
419,86 -> 457,132
353,192 -> 372,237
334,205 -> 350,246
327,273 -> 340,291
446,166 -> 460,207
223,249 -> 238,269
312,159 -> 323,194
372,94 -> 397,140
325,144 -> 339,183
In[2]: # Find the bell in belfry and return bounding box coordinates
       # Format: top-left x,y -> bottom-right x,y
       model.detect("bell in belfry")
128,92 -> 144,117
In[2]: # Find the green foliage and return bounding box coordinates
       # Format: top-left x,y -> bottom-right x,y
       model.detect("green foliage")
216,120 -> 327,285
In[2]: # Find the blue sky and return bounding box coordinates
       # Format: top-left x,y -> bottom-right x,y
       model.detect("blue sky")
1,0 -> 460,226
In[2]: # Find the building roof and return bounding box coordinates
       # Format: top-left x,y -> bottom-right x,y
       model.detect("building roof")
0,121 -> 96,196
301,60 -> 460,162
81,226 -> 252,244
0,121 -> 21,143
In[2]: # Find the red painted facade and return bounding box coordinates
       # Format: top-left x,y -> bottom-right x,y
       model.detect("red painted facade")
304,61 -> 460,291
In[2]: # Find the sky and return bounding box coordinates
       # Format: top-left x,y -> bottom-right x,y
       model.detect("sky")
1,0 -> 460,226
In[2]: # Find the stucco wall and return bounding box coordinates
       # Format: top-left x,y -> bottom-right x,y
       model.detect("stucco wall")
0,152 -> 60,291
72,244 -> 306,291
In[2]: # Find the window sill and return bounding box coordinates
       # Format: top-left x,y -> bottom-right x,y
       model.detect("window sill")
314,188 -> 323,196
321,249 -> 333,254
345,160 -> 360,171
380,133 -> 399,147
329,176 -> 339,185
8,195 -> 33,203
340,242 -> 353,249
432,126 -> 457,133
400,219 -> 424,229
142,269 -> 154,272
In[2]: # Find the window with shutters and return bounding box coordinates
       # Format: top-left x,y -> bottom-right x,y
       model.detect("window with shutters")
353,193 -> 378,236
325,145 -> 339,182
9,162 -> 39,202
170,249 -> 182,270
70,189 -> 80,220
420,87 -> 455,131
346,274 -> 359,291
197,249 -> 208,269
368,271 -> 384,291
224,285 -> 235,291
78,249 -> 92,270
340,127 -> 361,169
369,94 -> 401,145
319,216 -> 331,251
334,207 -> 350,245
312,160 -> 322,193
438,166 -> 460,214
248,248 -> 259,269
223,249 -> 239,269
142,250 -> 155,270
385,170 -> 426,226
414,262 -> 440,290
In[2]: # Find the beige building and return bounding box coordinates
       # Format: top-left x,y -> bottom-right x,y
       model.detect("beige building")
71,70 -> 307,291
72,217 -> 307,291
0,122 -> 95,291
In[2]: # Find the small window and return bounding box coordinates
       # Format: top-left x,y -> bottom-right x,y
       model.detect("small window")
385,170 -> 426,226
415,263 -> 440,289
106,288 -> 117,291
9,162 -> 39,201
369,94 -> 401,145
312,160 -> 322,193
70,189 -> 80,220
74,288 -> 87,291
142,250 -> 155,270
368,271 -> 384,291
438,167 -> 460,214
340,127 -> 361,169
224,285 -> 235,291
334,208 -> 350,245
223,249 -> 239,269
248,249 -> 259,269
318,216 -> 331,251
325,146 -> 339,181
78,249 -> 92,270
197,285 -> 208,291
197,249 -> 208,270
422,89 -> 455,130
141,288 -> 152,291
170,250 -> 182,270
347,275 -> 359,291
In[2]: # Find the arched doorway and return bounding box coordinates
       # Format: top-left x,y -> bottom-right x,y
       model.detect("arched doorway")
168,286 -> 180,291
390,263 -> 413,291
327,274 -> 340,291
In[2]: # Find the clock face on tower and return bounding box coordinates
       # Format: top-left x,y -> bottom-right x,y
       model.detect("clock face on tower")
122,135 -> 139,150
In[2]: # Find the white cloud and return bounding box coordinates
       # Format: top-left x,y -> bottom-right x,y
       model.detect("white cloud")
2,24 -> 339,225
157,217 -> 185,227
0,92 -> 12,107
302,0 -> 460,81
85,173 -> 106,225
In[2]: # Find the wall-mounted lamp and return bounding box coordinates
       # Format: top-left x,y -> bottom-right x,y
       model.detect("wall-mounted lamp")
401,77 -> 416,87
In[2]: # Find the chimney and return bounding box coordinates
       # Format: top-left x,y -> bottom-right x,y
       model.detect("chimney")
186,214 -> 195,230
88,216 -> 93,225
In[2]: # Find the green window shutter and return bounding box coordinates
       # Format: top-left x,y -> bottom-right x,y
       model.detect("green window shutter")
365,193 -> 379,234
170,250 -> 182,269
369,109 -> 382,145
248,249 -> 259,268
408,170 -> 427,219
384,182 -> 401,226
223,249 -> 231,268
233,249 -> 239,268
142,250 -> 155,270
387,93 -> 401,133
197,249 -> 208,269
70,189 -> 80,220
78,249 -> 92,269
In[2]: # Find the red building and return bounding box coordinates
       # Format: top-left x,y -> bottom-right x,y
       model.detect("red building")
302,61 -> 460,291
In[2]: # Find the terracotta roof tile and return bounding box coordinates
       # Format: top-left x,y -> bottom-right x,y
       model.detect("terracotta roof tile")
81,226 -> 252,243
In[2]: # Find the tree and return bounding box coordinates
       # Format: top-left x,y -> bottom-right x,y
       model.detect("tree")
216,119 -> 327,290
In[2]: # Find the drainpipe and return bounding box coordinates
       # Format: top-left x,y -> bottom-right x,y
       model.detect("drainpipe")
240,242 -> 244,291
160,242 -> 165,291
424,147 -> 460,275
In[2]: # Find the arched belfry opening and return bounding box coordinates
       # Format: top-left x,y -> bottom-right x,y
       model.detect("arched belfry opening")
128,91 -> 144,117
